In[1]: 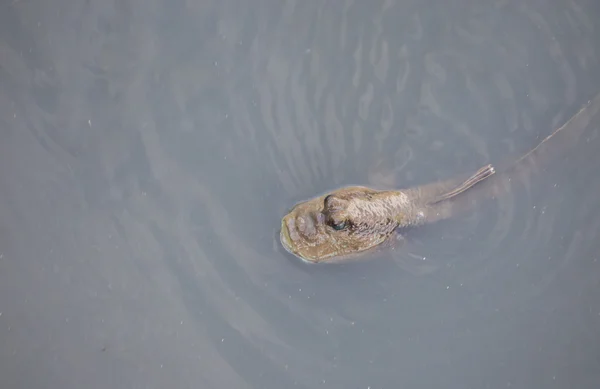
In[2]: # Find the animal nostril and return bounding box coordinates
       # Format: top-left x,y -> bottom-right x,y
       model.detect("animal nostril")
296,216 -> 306,233
286,217 -> 300,241
296,215 -> 316,237
316,212 -> 325,224
305,216 -> 316,235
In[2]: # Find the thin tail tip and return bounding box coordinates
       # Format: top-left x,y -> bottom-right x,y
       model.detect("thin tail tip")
481,164 -> 495,175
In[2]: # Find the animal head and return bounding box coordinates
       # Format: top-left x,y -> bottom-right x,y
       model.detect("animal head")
279,187 -> 402,263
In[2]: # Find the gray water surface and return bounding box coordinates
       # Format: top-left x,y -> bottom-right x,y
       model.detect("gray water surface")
1,1 -> 600,388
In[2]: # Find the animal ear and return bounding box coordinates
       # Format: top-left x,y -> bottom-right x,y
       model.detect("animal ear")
323,194 -> 346,212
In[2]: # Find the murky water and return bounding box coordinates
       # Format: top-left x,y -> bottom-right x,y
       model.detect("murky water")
1,1 -> 599,388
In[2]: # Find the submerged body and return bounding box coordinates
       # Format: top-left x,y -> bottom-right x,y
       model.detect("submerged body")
280,92 -> 600,263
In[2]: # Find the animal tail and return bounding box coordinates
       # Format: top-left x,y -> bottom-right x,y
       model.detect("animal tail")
424,91 -> 600,223
430,164 -> 496,204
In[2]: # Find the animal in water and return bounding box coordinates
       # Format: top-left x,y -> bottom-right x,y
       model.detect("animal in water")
280,92 -> 600,263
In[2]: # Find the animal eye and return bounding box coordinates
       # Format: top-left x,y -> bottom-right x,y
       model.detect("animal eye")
331,220 -> 347,231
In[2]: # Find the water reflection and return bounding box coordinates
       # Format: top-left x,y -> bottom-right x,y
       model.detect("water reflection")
1,0 -> 600,388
